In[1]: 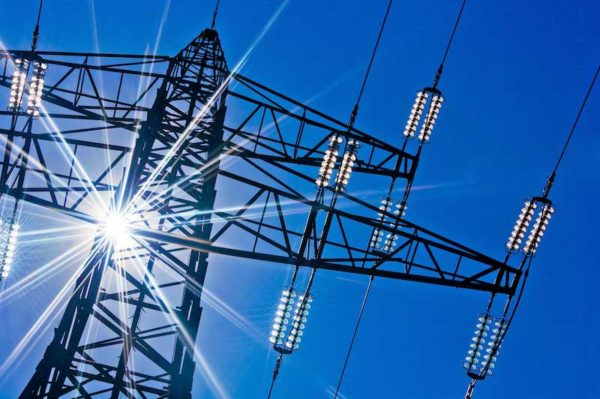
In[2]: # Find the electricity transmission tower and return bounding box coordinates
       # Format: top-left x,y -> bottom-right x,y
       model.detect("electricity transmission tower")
3,1 -> 588,396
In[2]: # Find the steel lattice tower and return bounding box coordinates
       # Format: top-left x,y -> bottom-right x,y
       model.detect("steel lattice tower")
19,28 -> 228,399
0,14 -> 539,398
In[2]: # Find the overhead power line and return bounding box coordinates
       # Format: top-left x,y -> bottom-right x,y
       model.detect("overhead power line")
334,1 -> 470,397
267,1 -> 394,397
434,0 -> 468,87
543,64 -> 600,197
348,0 -> 394,128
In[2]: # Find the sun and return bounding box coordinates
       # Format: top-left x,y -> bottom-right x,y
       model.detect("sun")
102,212 -> 136,251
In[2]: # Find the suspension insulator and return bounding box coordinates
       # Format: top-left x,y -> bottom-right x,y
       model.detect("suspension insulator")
315,135 -> 343,188
506,200 -> 536,252
26,60 -> 47,118
481,319 -> 507,376
285,293 -> 312,351
464,315 -> 490,375
403,91 -> 428,138
463,315 -> 506,379
335,140 -> 359,191
402,88 -> 444,142
418,94 -> 443,142
9,59 -> 28,111
506,197 -> 554,255
0,217 -> 20,279
370,200 -> 407,254
270,288 -> 296,346
524,202 -> 554,255
270,290 -> 313,354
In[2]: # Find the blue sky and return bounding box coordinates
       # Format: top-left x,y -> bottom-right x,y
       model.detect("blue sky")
0,0 -> 599,398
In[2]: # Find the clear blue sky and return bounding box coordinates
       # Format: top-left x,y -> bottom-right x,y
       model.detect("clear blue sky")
0,0 -> 599,398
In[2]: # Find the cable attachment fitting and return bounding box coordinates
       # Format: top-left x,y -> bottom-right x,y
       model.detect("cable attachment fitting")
348,104 -> 359,130
542,171 -> 555,198
433,64 -> 444,89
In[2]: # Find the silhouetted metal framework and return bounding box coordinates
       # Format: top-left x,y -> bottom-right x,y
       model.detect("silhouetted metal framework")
0,28 -> 520,398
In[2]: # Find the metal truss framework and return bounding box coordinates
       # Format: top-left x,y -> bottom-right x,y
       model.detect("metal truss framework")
0,27 -> 520,398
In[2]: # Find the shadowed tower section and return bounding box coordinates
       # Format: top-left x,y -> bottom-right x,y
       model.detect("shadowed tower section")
20,28 -> 229,399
